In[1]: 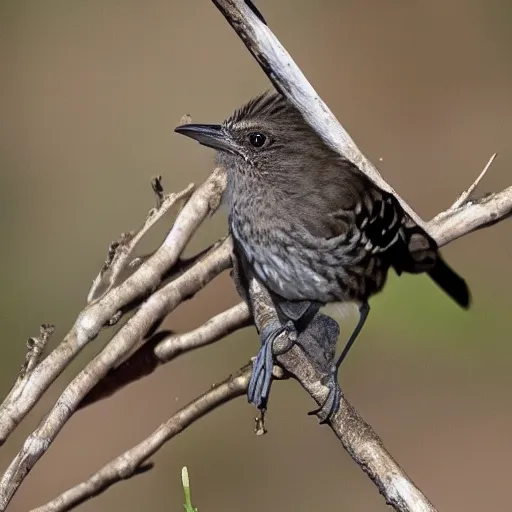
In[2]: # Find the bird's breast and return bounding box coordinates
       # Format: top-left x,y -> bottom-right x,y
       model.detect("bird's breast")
229,206 -> 389,304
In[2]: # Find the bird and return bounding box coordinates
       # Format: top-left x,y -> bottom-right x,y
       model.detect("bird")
175,91 -> 471,422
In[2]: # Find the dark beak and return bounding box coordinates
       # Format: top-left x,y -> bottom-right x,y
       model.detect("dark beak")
174,123 -> 233,153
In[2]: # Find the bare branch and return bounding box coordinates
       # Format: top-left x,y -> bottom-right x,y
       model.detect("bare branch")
87,180 -> 195,303
247,279 -> 438,512
2,3 -> 511,512
244,167 -> 511,508
155,301 -> 251,362
20,163 -> 511,511
20,324 -> 55,378
429,186 -> 512,247
0,168 -> 226,447
78,332 -> 164,409
80,302 -> 250,408
210,0 -> 425,226
0,238 -> 232,510
450,153 -> 497,210
208,2 -> 511,510
30,366 -> 251,512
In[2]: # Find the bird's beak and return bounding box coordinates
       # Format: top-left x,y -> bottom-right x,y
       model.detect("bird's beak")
174,123 -> 233,153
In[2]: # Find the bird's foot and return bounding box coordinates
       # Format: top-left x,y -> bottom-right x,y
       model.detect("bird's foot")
307,302 -> 369,423
307,365 -> 342,424
248,320 -> 297,410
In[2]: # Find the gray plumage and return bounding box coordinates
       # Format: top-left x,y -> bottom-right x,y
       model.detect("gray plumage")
175,91 -> 470,420
214,92 -> 467,307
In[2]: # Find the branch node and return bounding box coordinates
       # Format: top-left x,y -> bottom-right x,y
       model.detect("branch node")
254,409 -> 267,436
133,462 -> 154,476
21,324 -> 55,377
87,232 -> 136,303
451,153 -> 497,210
108,311 -> 123,326
151,175 -> 164,210
2,3 -> 511,511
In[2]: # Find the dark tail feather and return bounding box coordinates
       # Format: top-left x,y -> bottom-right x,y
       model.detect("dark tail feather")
428,257 -> 471,309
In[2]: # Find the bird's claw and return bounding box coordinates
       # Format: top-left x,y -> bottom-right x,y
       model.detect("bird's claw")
248,320 -> 297,410
307,366 -> 342,423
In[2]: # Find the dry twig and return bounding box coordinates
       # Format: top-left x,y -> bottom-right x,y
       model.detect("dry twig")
154,301 -> 251,362
80,301 -> 251,408
1,2 -> 511,512
31,367 -> 251,512
0,169 -> 226,448
450,153 -> 497,210
0,238 -> 232,509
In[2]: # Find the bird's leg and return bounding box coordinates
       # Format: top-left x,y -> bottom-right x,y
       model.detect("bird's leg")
247,299 -> 320,411
309,301 -> 370,423
231,251 -> 303,411
335,301 -> 370,368
276,300 -> 321,330
248,320 -> 297,410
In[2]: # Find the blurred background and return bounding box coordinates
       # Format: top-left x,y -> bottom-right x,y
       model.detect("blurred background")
1,1 -> 512,510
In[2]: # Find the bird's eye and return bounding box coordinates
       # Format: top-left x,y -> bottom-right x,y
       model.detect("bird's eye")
248,132 -> 267,148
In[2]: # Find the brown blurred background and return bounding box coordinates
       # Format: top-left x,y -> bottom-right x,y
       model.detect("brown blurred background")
1,1 -> 512,510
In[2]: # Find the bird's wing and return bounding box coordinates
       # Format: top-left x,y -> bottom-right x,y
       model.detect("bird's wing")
298,170 -> 439,273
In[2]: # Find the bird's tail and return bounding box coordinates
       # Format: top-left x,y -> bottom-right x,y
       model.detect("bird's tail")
390,218 -> 471,309
427,256 -> 471,309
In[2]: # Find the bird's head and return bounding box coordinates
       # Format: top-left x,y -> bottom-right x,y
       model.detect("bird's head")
175,91 -> 331,177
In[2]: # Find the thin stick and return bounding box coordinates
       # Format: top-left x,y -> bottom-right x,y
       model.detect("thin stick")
155,301 -> 251,361
87,181 -> 195,303
211,0 -> 425,227
0,169 -> 227,447
80,302 -> 250,407
450,153 -> 497,210
2,3 -> 512,512
0,239 -> 232,510
248,278 -> 437,512
30,367 -> 251,512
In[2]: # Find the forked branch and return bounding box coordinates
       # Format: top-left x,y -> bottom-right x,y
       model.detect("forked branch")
0,2 -> 510,512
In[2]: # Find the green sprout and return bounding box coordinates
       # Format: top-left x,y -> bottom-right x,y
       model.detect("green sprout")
181,466 -> 198,512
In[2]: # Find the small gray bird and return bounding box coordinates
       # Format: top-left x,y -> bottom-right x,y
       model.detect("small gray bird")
175,91 -> 470,421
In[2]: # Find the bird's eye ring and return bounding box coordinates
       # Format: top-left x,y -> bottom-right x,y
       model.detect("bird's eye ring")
248,132 -> 267,148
